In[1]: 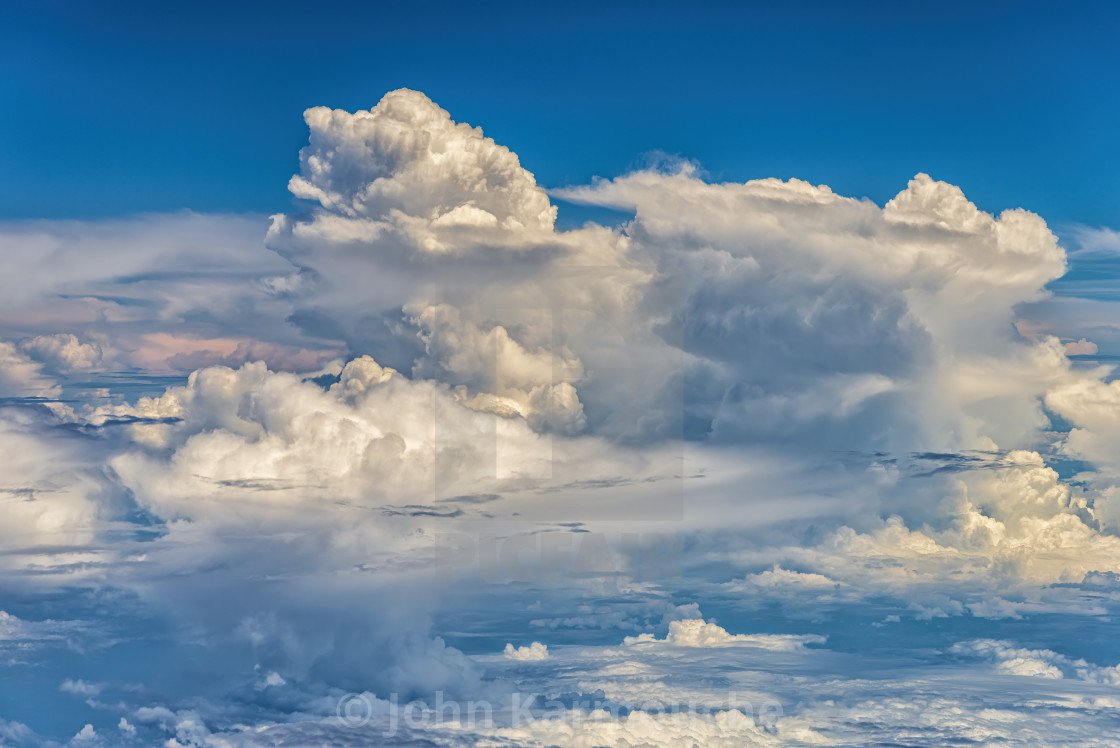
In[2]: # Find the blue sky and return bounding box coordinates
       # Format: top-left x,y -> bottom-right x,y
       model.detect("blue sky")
4,1 -> 1119,226
6,4 -> 1120,747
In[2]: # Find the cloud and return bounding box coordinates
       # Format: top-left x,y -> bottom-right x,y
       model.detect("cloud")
558,170 -> 1069,450
286,90 -> 556,244
0,719 -> 39,748
0,213 -> 340,377
952,639 -> 1120,684
0,611 -> 96,664
624,619 -> 826,650
490,709 -> 797,748
1063,337 -> 1099,355
103,356 -> 563,519
179,621 -> 1120,747
59,679 -> 102,698
0,406 -> 117,578
18,334 -> 105,375
1045,376 -> 1120,529
0,342 -> 60,398
6,88 -> 1120,746
1066,225 -> 1120,259
409,302 -> 587,434
503,642 -> 549,661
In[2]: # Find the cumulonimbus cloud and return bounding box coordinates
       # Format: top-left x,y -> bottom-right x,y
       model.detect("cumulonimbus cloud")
4,88 -> 1120,746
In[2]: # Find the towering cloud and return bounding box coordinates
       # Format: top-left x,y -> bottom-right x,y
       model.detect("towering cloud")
3,89 -> 1120,746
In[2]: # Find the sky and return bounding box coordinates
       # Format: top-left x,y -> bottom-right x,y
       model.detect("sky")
4,1 -> 1120,225
4,3 -> 1120,747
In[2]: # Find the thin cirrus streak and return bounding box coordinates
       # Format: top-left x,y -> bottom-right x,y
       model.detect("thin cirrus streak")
1,89 -> 1120,746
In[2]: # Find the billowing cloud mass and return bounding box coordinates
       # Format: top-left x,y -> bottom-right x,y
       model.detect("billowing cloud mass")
4,89 -> 1120,745
624,619 -> 826,650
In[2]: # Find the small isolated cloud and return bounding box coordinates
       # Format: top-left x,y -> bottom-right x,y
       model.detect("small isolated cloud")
503,642 -> 549,661
19,333 -> 105,374
1067,226 -> 1120,258
59,679 -> 102,698
68,724 -> 100,747
968,597 -> 1026,620
1064,337 -> 1099,355
625,619 -> 826,651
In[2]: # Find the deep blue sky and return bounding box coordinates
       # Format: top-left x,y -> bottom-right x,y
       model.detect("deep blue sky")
3,0 -> 1118,227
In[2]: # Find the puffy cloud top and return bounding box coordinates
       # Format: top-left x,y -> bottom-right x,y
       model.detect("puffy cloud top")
286,89 -> 556,249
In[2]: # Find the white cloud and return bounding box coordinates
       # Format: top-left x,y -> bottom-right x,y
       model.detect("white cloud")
59,679 -> 102,698
0,409 -> 110,576
0,718 -> 39,747
254,90 -> 1082,460
0,611 -> 96,662
103,356 -> 563,521
19,333 -> 105,374
735,566 -> 845,592
503,642 -> 549,661
952,639 -> 1120,684
410,302 -> 586,433
490,709 -> 797,748
0,342 -> 59,398
1063,337 -> 1098,355
555,169 -> 1069,451
1045,376 -> 1120,530
182,622 -> 1120,747
285,90 -> 556,245
6,88 -> 1120,746
68,724 -> 101,748
624,619 -> 826,651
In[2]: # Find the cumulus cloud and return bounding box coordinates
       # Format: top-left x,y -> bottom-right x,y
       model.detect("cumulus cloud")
1063,337 -> 1099,355
6,88 -> 1120,746
16,334 -> 106,379
410,302 -> 587,433
557,169 -> 1070,451
503,642 -> 549,661
624,619 -> 825,651
259,89 -> 1082,458
1044,375 -> 1120,530
286,90 -> 556,244
102,356 -> 565,520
